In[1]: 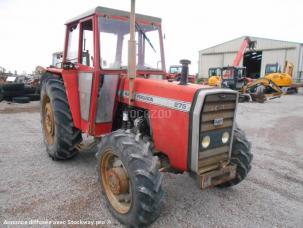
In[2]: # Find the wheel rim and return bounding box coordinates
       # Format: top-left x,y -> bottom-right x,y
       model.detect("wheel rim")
100,149 -> 132,214
43,100 -> 55,145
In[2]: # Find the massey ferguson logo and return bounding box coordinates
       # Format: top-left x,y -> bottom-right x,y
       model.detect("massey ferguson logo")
136,94 -> 153,102
120,90 -> 191,112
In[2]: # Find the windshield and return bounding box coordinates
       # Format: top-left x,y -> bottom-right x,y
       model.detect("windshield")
222,68 -> 245,79
266,65 -> 280,74
222,69 -> 233,79
99,16 -> 163,71
169,66 -> 182,74
209,68 -> 221,77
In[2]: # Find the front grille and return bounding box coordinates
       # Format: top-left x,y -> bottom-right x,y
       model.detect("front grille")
198,93 -> 237,174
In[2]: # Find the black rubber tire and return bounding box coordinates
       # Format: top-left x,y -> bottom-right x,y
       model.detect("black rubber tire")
96,130 -> 164,227
217,127 -> 253,188
2,83 -> 25,100
2,83 -> 24,92
12,96 -> 30,103
27,94 -> 40,101
286,87 -> 298,94
0,88 -> 4,102
24,86 -> 37,95
238,94 -> 250,103
40,77 -> 82,160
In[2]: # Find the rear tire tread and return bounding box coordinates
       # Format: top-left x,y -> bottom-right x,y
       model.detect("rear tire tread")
40,75 -> 82,160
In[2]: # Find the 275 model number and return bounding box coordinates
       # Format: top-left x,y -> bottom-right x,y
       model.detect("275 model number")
174,102 -> 188,110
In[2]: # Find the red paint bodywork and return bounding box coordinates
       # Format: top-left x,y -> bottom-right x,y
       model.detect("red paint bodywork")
117,78 -> 202,170
45,9 -> 211,171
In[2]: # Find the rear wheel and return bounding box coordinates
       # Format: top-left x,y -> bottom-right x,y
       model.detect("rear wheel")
217,127 -> 252,188
97,130 -> 164,227
40,76 -> 82,160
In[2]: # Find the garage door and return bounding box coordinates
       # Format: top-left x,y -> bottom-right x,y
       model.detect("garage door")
200,54 -> 223,78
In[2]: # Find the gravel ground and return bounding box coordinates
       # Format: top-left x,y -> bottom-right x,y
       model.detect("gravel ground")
0,95 -> 303,227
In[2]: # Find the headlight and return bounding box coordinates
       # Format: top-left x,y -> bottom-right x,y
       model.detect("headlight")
222,132 -> 229,144
201,136 -> 211,148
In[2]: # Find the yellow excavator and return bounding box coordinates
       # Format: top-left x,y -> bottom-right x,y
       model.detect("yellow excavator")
241,78 -> 283,103
264,61 -> 297,93
208,67 -> 222,86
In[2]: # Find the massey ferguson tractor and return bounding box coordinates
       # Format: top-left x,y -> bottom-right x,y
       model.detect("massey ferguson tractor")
40,1 -> 252,227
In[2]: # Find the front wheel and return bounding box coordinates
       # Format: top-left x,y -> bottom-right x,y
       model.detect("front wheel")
96,130 -> 164,227
217,126 -> 253,188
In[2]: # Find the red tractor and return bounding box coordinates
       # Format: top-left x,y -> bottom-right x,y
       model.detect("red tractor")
40,2 -> 252,227
167,65 -> 196,83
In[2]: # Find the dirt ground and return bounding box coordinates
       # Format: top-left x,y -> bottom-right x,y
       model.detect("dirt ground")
0,95 -> 303,227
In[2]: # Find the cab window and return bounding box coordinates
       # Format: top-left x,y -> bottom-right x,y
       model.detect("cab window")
81,20 -> 94,67
66,23 -> 80,64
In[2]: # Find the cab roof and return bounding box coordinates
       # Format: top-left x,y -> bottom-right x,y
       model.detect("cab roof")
65,6 -> 162,25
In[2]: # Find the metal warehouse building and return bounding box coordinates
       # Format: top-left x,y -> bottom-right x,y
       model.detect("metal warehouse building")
198,36 -> 303,81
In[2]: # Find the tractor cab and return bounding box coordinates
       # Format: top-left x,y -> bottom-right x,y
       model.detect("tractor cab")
167,65 -> 196,82
169,65 -> 182,74
53,7 -> 166,135
63,7 -> 165,75
221,66 -> 246,90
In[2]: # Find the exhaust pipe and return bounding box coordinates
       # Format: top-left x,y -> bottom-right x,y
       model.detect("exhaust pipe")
179,59 -> 191,85
128,0 -> 136,104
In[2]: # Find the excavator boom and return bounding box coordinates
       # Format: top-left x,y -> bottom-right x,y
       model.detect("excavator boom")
233,37 -> 256,66
242,78 -> 283,102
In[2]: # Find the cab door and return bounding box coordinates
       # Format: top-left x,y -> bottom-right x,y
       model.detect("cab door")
78,16 -> 119,136
63,17 -> 101,134
77,18 -> 96,133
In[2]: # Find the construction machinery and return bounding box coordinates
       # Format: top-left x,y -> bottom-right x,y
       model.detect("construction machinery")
208,37 -> 256,87
264,61 -> 297,93
221,66 -> 247,90
40,2 -> 252,227
206,38 -> 282,102
167,65 -> 196,83
241,78 -> 283,102
208,67 -> 222,86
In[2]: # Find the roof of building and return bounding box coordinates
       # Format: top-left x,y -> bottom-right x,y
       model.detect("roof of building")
65,6 -> 162,24
199,36 -> 303,54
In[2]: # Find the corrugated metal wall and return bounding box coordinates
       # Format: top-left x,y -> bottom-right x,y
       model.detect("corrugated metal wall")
298,45 -> 303,82
199,36 -> 301,80
261,49 -> 298,77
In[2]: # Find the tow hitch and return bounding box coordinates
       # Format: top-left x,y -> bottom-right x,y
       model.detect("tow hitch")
199,165 -> 237,189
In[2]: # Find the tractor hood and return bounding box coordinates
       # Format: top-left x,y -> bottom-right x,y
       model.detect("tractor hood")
118,77 -> 214,112
117,77 -> 237,171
